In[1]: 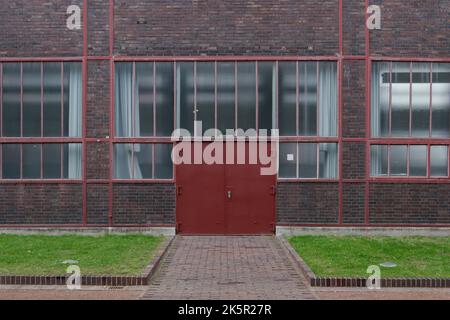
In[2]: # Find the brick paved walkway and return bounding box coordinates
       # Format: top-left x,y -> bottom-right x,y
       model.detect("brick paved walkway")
141,236 -> 316,300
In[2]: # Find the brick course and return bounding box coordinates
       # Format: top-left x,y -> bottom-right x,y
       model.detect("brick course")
113,184 -> 176,225
277,183 -> 339,224
0,184 -> 82,224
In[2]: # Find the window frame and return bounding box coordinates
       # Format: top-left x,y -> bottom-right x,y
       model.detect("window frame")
370,60 -> 450,182
370,143 -> 449,179
114,58 -> 340,182
0,60 -> 84,182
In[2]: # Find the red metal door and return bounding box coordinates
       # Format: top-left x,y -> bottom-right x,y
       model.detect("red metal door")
176,142 -> 276,234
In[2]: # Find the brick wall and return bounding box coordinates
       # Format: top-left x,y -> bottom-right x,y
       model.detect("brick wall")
276,183 -> 339,224
114,0 -> 339,56
0,0 -> 83,57
0,1 -> 449,227
369,0 -> 449,57
369,184 -> 450,224
0,184 -> 82,224
113,184 -> 176,225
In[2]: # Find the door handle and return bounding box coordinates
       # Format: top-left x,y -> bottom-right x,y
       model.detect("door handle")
227,190 -> 232,199
177,186 -> 182,196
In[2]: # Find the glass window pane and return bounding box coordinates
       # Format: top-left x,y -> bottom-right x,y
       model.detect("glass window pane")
136,63 -> 154,137
430,145 -> 448,177
371,145 -> 388,176
23,144 -> 41,179
23,63 -> 42,137
114,143 -> 132,179
65,143 -> 82,179
237,62 -> 256,131
115,63 -> 133,137
278,62 -> 297,136
319,143 -> 337,178
258,62 -> 275,131
411,63 -> 430,137
2,144 -> 20,178
154,144 -> 173,179
278,143 -> 297,178
409,145 -> 427,177
178,62 -> 194,134
391,62 -> 410,137
196,62 -> 215,134
2,63 -> 21,137
43,62 -> 62,137
43,143 -> 61,179
217,62 -> 235,133
299,143 -> 317,178
299,62 -> 317,136
133,143 -> 152,179
390,145 -> 407,176
155,62 -> 174,136
431,63 -> 450,138
63,62 -> 82,137
371,62 -> 390,137
318,62 -> 337,137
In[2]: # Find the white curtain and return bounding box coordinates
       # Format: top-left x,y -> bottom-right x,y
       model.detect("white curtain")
319,143 -> 338,178
318,62 -> 337,137
68,64 -> 82,179
114,63 -> 142,178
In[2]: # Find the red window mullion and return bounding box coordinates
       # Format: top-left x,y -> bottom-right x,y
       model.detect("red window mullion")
234,61 -> 238,130
427,143 -> 431,178
131,143 -> 135,179
60,143 -> 64,179
173,61 -> 177,136
275,61 -> 279,131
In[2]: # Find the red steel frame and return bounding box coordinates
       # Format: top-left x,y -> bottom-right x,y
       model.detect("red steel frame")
0,0 -> 449,228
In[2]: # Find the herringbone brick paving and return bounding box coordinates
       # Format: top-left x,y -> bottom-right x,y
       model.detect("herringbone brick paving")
141,236 -> 317,300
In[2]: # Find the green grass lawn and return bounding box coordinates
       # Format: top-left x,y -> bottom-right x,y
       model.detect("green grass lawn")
0,234 -> 164,276
288,236 -> 450,278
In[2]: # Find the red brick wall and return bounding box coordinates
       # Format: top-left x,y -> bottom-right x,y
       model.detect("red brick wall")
114,0 -> 339,56
276,183 -> 339,224
369,184 -> 450,224
112,184 -> 176,225
0,1 -> 449,227
0,184 -> 82,224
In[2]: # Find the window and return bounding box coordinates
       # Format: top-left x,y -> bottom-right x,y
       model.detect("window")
372,62 -> 450,138
371,144 -> 448,178
1,62 -> 82,138
0,62 -> 83,180
279,61 -> 338,137
115,62 -> 174,137
278,142 -> 338,179
0,143 -> 82,179
114,143 -> 173,180
115,60 -> 338,136
115,60 -> 338,180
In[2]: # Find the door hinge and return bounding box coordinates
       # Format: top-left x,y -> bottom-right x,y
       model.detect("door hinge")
270,185 -> 276,195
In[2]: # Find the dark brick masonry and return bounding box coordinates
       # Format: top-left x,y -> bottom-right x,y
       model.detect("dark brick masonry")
0,1 -> 449,227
